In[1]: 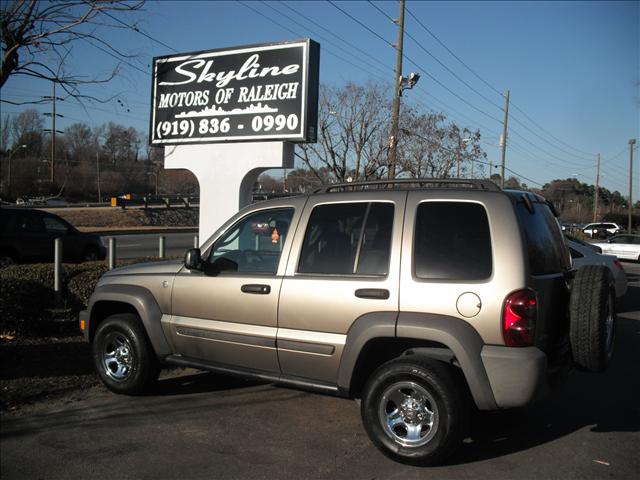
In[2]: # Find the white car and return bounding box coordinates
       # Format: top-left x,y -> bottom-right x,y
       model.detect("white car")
593,234 -> 640,262
567,238 -> 628,298
582,222 -> 624,238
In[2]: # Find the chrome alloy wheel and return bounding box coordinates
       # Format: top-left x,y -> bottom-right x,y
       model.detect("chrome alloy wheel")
378,381 -> 439,447
101,332 -> 135,381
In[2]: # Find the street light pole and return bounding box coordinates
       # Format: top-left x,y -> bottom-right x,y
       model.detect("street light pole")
96,150 -> 101,203
629,138 -> 636,232
6,144 -> 27,199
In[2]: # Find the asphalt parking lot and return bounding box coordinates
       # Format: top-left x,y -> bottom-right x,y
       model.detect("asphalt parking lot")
1,263 -> 639,479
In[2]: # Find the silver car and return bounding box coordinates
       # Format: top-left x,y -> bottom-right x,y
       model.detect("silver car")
593,234 -> 640,262
567,238 -> 627,297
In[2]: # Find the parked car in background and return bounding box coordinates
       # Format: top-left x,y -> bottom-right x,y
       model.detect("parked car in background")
566,238 -> 627,298
582,222 -> 624,238
593,234 -> 640,262
0,208 -> 106,268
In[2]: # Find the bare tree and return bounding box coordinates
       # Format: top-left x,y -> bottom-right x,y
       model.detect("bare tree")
298,82 -> 391,183
399,108 -> 487,179
9,108 -> 43,156
1,0 -> 145,103
0,114 -> 11,152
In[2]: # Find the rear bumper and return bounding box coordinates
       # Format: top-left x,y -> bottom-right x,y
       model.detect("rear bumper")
480,346 -> 548,409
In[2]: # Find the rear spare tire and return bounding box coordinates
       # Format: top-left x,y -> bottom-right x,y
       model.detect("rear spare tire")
569,265 -> 615,372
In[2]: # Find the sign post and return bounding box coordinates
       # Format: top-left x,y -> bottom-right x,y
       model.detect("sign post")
150,39 -> 319,245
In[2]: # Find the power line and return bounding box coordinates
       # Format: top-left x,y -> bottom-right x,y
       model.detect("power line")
260,1 -> 392,79
403,3 -> 597,158
508,127 -> 596,169
238,1 -> 390,84
403,4 -> 504,98
508,102 -> 596,157
279,1 -> 392,73
84,37 -> 149,76
327,2 -> 505,125
101,10 -> 178,53
327,1 -> 393,47
368,1 -> 505,113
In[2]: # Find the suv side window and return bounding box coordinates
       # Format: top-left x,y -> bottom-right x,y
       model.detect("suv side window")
42,215 -> 69,234
207,208 -> 293,274
515,200 -> 570,275
17,214 -> 45,233
298,202 -> 394,275
414,202 -> 492,280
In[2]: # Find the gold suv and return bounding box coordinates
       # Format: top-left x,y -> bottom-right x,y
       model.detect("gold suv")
81,179 -> 615,465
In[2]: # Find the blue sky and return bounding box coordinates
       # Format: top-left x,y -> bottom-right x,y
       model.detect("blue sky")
2,0 -> 638,193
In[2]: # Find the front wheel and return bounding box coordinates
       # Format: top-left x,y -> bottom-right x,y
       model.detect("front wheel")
361,357 -> 467,466
92,313 -> 160,394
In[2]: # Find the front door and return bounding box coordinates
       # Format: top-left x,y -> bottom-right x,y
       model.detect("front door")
170,205 -> 299,373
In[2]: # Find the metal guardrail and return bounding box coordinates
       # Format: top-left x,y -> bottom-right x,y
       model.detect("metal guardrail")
52,234 -> 199,277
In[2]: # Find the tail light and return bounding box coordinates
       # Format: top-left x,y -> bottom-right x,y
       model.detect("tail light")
502,289 -> 537,347
613,260 -> 624,272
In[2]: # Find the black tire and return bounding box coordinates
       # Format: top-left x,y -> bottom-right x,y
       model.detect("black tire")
569,265 -> 616,372
0,251 -> 17,268
83,246 -> 100,261
92,313 -> 160,394
361,357 -> 466,466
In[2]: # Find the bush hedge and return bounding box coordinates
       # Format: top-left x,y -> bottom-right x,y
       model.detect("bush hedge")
0,258 -> 176,336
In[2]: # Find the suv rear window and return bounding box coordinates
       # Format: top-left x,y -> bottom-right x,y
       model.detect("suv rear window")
515,199 -> 570,275
414,202 -> 492,280
298,202 -> 394,275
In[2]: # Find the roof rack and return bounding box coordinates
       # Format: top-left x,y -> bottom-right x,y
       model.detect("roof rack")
313,178 -> 501,194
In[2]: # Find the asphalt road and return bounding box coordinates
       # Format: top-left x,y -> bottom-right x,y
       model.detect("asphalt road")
1,263 -> 639,479
102,232 -> 198,259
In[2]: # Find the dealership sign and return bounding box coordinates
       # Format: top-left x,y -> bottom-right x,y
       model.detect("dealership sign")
150,39 -> 319,145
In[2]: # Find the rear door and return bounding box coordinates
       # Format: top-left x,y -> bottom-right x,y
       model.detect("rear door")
399,191 -> 509,345
277,191 -> 405,384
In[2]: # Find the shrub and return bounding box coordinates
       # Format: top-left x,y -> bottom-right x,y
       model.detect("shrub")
0,258 -> 178,336
0,264 -> 58,335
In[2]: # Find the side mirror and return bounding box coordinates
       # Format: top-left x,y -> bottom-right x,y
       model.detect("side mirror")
184,248 -> 202,271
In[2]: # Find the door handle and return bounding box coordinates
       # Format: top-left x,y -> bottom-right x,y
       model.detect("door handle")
241,284 -> 271,295
355,288 -> 390,300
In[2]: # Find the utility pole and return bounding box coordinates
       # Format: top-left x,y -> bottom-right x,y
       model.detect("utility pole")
96,150 -> 101,203
388,0 -> 405,179
457,137 -> 461,178
43,81 -> 63,183
629,139 -> 636,232
500,90 -> 510,189
51,82 -> 56,183
593,153 -> 600,222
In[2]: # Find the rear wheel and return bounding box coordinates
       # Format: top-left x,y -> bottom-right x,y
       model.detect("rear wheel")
92,313 -> 160,394
570,265 -> 616,372
361,357 -> 466,466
